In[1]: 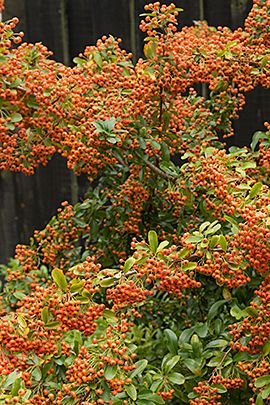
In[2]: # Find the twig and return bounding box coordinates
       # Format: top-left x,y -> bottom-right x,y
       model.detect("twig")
207,347 -> 232,383
140,156 -> 177,183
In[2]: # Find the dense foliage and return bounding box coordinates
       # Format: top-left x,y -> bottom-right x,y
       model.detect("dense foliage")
0,1 -> 270,404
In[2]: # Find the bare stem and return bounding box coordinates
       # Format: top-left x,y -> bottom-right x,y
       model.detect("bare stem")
207,347 -> 232,383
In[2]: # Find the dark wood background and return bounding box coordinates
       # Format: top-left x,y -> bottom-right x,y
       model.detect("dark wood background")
1,0 -> 269,263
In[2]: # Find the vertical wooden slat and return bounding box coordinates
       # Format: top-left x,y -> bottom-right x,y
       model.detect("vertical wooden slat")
129,0 -> 137,61
204,0 -> 232,27
0,172 -> 19,260
231,0 -> 252,29
25,0 -> 63,61
67,0 -> 131,60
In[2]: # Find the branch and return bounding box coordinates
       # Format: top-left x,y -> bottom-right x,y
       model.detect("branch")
142,157 -> 177,183
121,148 -> 177,183
207,347 -> 232,383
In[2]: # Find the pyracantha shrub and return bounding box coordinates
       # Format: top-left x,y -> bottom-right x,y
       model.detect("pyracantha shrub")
0,1 -> 270,404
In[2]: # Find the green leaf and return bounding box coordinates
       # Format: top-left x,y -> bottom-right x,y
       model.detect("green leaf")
52,268 -> 68,292
159,161 -> 178,177
93,51 -> 103,68
124,257 -> 136,273
204,147 -> 216,158
168,372 -> 185,385
44,321 -> 61,329
205,223 -> 221,235
32,367 -> 42,382
208,300 -> 227,322
165,7 -> 183,13
150,379 -> 163,392
251,131 -> 267,151
70,280 -> 85,293
104,365 -> 117,380
179,328 -> 194,344
17,314 -> 27,329
230,305 -> 246,320
13,291 -> 26,300
248,182 -> 263,199
191,334 -> 202,357
163,355 -> 180,374
194,323 -> 208,338
148,139 -> 161,150
138,392 -> 164,404
183,359 -> 203,376
103,309 -> 118,325
43,88 -> 52,96
99,277 -> 115,287
11,378 -> 22,396
218,235 -> 228,252
125,384 -> 137,401
185,236 -> 202,244
223,287 -> 232,301
209,235 -> 220,248
199,221 -> 210,233
130,359 -> 148,378
254,376 -> 270,388
263,338 -> 270,356
256,394 -> 264,405
144,42 -> 157,59
206,339 -> 228,349
161,141 -> 170,161
6,122 -> 15,130
246,306 -> 259,317
164,329 -> 178,355
261,56 -> 268,67
4,371 -> 21,388
156,240 -> 169,253
107,135 -> 120,144
148,230 -> 158,253
262,385 -> 270,400
26,96 -> 39,109
211,384 -> 227,393
41,307 -> 49,324
207,354 -> 226,367
76,295 -> 90,304
42,361 -> 53,378
224,214 -> 239,227
182,262 -> 197,271
178,247 -> 190,259
73,57 -> 86,67
72,217 -> 87,228
10,113 -> 23,123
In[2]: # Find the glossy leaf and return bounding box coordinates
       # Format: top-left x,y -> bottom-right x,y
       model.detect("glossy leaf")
124,257 -> 136,273
130,360 -> 148,378
168,372 -> 185,385
52,268 -> 68,292
104,365 -> 117,380
125,384 -> 137,401
249,182 -> 263,199
148,230 -> 158,253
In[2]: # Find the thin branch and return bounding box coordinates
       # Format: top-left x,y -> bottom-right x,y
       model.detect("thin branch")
142,157 -> 176,183
207,347 -> 232,383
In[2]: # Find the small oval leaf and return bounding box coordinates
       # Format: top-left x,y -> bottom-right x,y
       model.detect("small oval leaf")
52,268 -> 68,292
148,230 -> 158,253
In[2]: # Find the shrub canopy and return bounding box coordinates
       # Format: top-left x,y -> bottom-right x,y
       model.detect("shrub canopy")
0,1 -> 270,404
